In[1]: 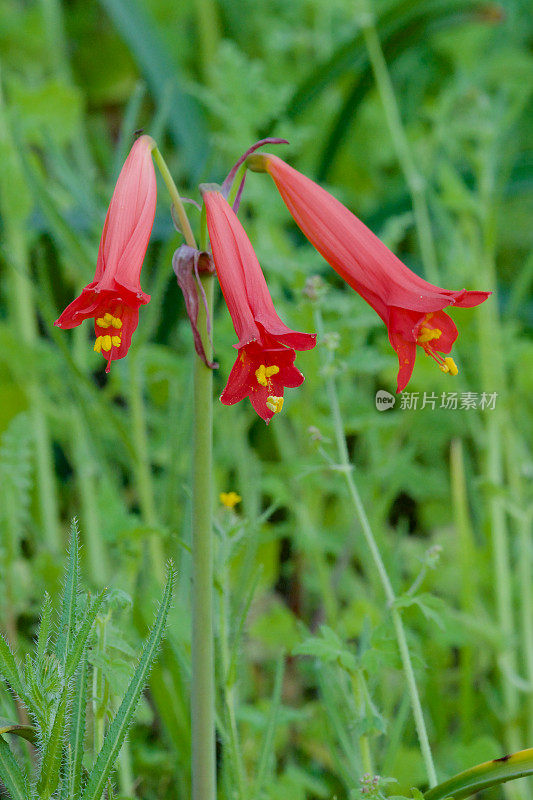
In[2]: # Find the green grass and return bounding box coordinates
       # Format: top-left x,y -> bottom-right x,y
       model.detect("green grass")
0,0 -> 532,798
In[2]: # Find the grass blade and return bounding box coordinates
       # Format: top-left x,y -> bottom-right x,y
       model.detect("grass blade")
0,737 -> 29,800
81,565 -> 175,800
425,748 -> 533,800
98,0 -> 208,178
253,656 -> 285,798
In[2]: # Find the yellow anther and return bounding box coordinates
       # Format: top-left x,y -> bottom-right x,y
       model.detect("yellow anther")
255,365 -> 268,386
266,395 -> 284,414
96,317 -> 110,328
439,364 -> 449,373
444,357 -> 458,376
219,491 -> 242,509
93,337 -> 103,353
111,336 -> 121,347
111,317 -> 122,329
104,312 -> 114,323
101,335 -> 112,352
417,326 -> 442,344
256,364 -> 279,386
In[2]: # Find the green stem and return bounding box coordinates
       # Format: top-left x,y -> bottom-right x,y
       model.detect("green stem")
151,146 -> 197,249
449,439 -> 475,740
314,307 -> 437,788
191,271 -> 216,800
360,4 -> 439,284
220,556 -> 246,799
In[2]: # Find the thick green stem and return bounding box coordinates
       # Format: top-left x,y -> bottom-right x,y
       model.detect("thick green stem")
191,272 -> 216,800
314,307 -> 437,788
360,5 -> 439,284
149,143 -> 217,800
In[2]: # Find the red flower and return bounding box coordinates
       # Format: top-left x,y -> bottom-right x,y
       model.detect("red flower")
247,153 -> 491,392
55,135 -> 157,372
203,188 -> 316,422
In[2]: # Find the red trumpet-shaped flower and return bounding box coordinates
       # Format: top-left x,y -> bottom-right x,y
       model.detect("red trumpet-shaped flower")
55,135 -> 157,372
202,187 -> 316,422
248,153 -> 491,392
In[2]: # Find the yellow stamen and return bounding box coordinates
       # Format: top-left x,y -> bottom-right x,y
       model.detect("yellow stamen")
255,364 -> 279,387
93,337 -> 103,353
417,326 -> 442,344
101,335 -> 112,352
440,364 -> 449,373
219,491 -> 242,509
96,313 -> 122,330
444,357 -> 458,375
111,336 -> 121,347
266,395 -> 284,414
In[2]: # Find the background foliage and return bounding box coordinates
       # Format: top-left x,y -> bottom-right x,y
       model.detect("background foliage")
0,0 -> 532,798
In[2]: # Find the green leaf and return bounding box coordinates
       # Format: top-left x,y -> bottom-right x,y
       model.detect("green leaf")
424,748 -> 533,800
0,737 -> 29,800
294,626 -> 358,672
0,722 -> 37,745
36,592 -> 53,662
0,636 -> 31,709
69,655 -> 89,799
56,519 -> 81,666
64,590 -> 106,680
81,565 -> 175,800
36,688 -> 69,799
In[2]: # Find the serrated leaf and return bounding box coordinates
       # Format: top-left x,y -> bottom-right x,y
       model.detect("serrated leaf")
36,687 -> 69,799
294,626 -> 358,672
69,655 -> 89,799
81,566 -> 174,800
64,590 -> 106,680
56,519 -> 81,665
0,636 -> 31,710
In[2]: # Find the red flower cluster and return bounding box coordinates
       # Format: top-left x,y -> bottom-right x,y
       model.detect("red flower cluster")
247,153 -> 490,392
55,135 -> 157,372
203,187 -> 316,422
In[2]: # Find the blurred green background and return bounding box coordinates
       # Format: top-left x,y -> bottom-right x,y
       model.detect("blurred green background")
0,0 -> 532,798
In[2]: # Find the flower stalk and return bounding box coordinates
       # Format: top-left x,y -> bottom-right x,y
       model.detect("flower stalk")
314,304 -> 438,788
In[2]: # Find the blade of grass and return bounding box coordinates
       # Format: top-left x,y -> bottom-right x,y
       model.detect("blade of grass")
98,0 -> 208,178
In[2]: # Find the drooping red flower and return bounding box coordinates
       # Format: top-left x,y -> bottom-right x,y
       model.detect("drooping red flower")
55,135 -> 157,372
202,187 -> 316,422
247,153 -> 491,392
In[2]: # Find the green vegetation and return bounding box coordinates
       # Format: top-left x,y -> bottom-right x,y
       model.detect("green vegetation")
0,0 -> 531,798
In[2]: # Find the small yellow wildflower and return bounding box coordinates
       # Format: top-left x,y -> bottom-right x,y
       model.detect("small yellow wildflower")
219,491 -> 242,509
